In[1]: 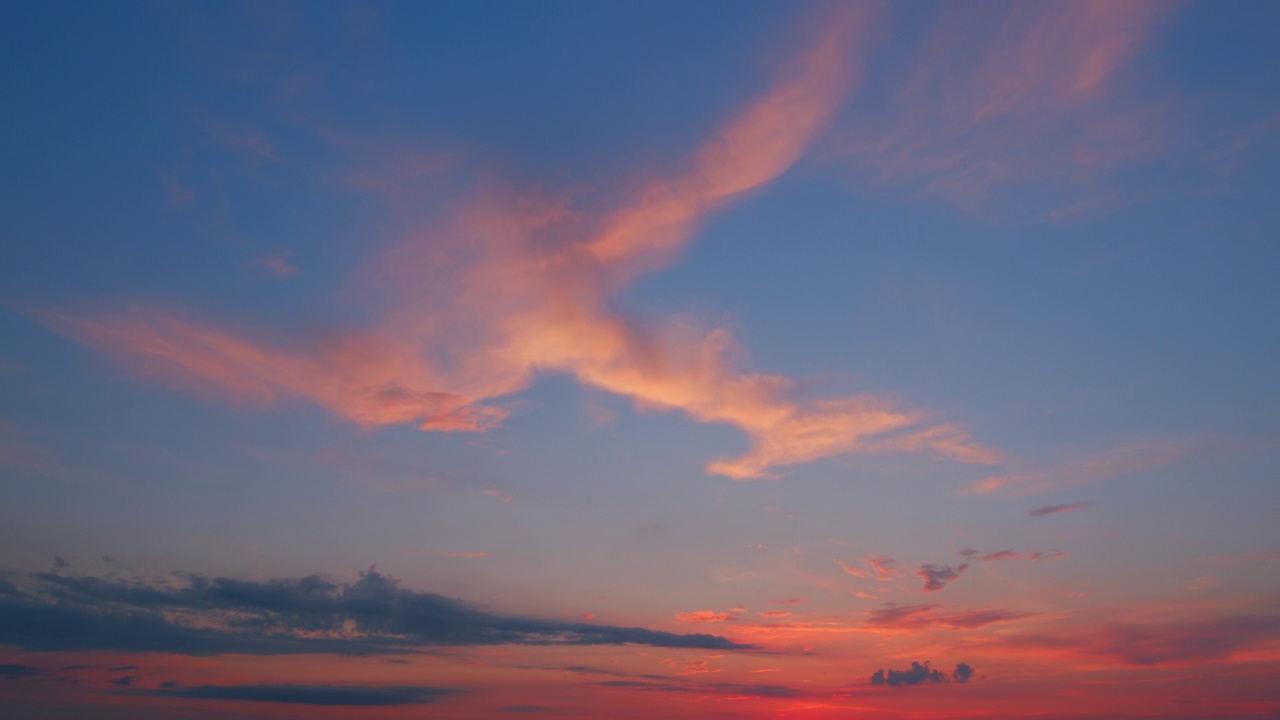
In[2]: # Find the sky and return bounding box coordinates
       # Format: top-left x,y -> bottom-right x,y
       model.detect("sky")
1,1 -> 1278,718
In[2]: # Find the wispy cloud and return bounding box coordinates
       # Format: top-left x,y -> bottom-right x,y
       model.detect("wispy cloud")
838,555 -> 900,581
964,438 -> 1197,495
41,5 -> 998,480
676,607 -> 746,624
837,1 -> 1181,214
991,613 -> 1280,666
865,604 -> 1033,631
250,251 -> 299,278
1029,501 -> 1095,517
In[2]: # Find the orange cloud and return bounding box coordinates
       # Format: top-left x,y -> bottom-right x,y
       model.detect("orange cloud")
675,610 -> 741,624
43,4 -> 998,480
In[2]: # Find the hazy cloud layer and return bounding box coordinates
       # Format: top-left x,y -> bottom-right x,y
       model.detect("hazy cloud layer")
0,568 -> 749,654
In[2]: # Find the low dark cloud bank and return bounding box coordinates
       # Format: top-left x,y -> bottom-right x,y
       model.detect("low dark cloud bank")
0,567 -> 750,655
149,683 -> 455,706
0,663 -> 41,678
870,661 -> 974,687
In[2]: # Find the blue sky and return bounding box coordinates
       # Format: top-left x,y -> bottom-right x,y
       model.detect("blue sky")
2,2 -> 1279,718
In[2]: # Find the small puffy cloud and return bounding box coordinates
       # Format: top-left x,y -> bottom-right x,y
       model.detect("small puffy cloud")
251,251 -> 299,278
869,661 -> 976,687
481,489 -> 512,504
915,564 -> 967,593
870,661 -> 944,687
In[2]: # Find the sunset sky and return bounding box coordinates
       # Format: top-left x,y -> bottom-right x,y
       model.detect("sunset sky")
2,1 -> 1279,718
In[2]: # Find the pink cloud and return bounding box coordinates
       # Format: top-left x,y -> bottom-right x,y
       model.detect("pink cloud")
43,5 -> 998,480
964,438 -> 1198,495
836,1 -> 1181,211
251,251 -> 299,278
993,613 -> 1280,667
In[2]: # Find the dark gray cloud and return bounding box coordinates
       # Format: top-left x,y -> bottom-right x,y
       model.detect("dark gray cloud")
502,706 -> 553,713
148,683 -> 456,706
0,663 -> 41,678
0,568 -> 750,655
597,679 -> 802,699
107,665 -> 140,672
870,661 -> 974,687
111,675 -> 136,687
53,556 -> 70,570
1029,502 -> 1094,517
915,564 -> 967,592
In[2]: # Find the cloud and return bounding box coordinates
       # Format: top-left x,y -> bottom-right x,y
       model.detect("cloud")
1029,502 -> 1094,517
42,3 -> 998,480
251,251 -> 299,278
996,614 -> 1280,666
965,438 -> 1197,495
915,564 -> 967,593
837,1 -> 1181,213
148,684 -> 456,706
0,663 -> 41,678
502,706 -> 553,713
870,661 -> 970,687
0,567 -> 750,654
981,550 -> 1020,561
107,665 -> 140,672
675,609 -> 741,624
865,604 -> 1033,631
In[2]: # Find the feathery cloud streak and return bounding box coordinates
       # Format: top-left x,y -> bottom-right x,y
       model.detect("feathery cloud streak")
42,5 -> 998,479
840,0 -> 1180,210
